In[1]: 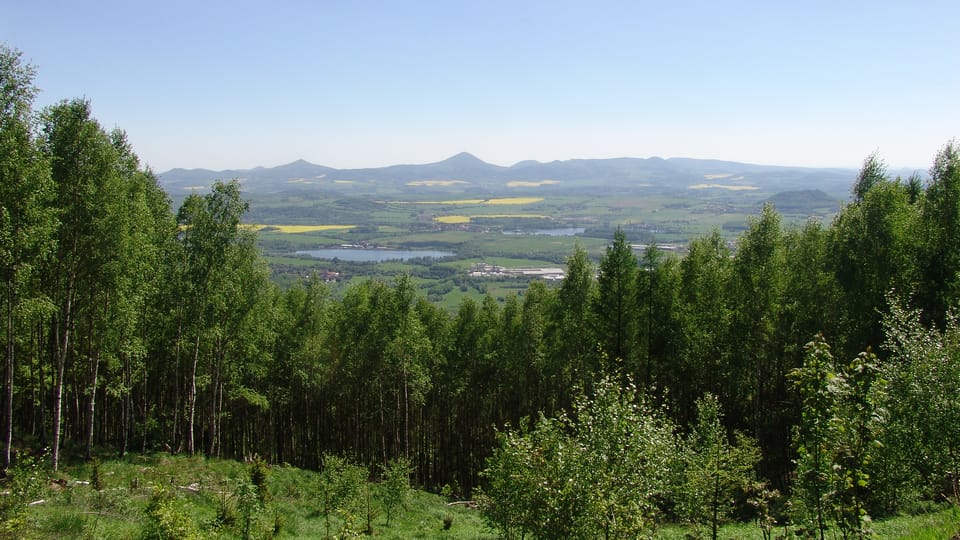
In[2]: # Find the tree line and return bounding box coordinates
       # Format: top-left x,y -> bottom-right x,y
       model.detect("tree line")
3,45 -> 960,534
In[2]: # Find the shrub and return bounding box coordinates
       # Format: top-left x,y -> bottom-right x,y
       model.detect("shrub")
381,457 -> 413,526
142,485 -> 202,540
480,375 -> 680,539
0,453 -> 47,540
316,454 -> 367,538
249,457 -> 271,505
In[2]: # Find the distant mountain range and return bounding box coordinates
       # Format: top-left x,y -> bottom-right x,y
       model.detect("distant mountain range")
157,152 -> 874,197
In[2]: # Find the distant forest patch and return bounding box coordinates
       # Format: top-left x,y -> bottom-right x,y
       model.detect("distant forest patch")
766,189 -> 841,213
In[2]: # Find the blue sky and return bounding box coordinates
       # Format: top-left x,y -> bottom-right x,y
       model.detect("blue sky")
3,1 -> 958,172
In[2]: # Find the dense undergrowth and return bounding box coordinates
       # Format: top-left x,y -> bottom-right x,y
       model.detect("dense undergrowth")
1,452 -> 957,539
3,452 -> 489,539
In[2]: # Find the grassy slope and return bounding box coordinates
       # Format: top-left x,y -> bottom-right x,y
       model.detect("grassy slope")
20,454 -> 492,539
13,454 -> 959,539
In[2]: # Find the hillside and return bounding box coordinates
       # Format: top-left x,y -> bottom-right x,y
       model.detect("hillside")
158,153 -> 859,197
765,188 -> 841,214
11,454 -> 959,539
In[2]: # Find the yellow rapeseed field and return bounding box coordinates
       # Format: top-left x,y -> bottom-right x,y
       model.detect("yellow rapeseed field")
486,197 -> 544,205
246,224 -> 357,233
434,215 -> 472,224
433,214 -> 547,224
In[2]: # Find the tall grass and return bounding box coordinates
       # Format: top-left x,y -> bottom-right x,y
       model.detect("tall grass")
13,454 -> 959,539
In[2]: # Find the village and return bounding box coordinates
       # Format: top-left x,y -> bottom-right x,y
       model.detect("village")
468,262 -> 566,281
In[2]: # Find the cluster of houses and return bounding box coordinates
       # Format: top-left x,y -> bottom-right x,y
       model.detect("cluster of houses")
469,263 -> 566,281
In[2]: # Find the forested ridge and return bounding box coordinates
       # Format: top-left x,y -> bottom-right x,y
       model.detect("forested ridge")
3,45 -> 960,537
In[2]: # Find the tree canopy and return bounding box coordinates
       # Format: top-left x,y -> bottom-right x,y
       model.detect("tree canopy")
2,44 -> 959,538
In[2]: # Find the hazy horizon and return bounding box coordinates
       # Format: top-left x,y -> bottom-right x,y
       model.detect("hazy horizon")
5,1 -> 957,173
158,151 -> 874,175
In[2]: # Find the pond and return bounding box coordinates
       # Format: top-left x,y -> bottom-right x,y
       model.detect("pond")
502,227 -> 585,236
294,248 -> 456,262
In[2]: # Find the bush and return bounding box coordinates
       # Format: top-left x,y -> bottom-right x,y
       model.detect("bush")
249,457 -> 271,505
316,454 -> 367,538
480,375 -> 680,539
0,453 -> 47,540
381,457 -> 413,526
142,485 -> 202,540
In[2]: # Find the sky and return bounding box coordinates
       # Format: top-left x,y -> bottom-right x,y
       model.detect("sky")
3,1 -> 958,173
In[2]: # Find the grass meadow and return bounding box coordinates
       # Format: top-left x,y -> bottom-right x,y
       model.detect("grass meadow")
14,453 -> 959,539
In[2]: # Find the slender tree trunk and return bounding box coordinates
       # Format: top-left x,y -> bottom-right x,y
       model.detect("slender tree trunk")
207,365 -> 217,456
395,377 -> 401,457
37,321 -> 46,447
380,381 -> 387,465
29,326 -> 37,438
171,315 -> 183,453
141,358 -> 149,453
120,352 -> 129,457
403,366 -> 410,459
187,332 -> 200,455
712,446 -> 721,540
216,379 -> 224,458
207,340 -> 222,457
51,346 -> 66,471
71,369 -> 81,440
815,445 -> 825,540
354,395 -> 360,463
85,350 -> 100,460
51,289 -> 73,472
4,285 -> 15,471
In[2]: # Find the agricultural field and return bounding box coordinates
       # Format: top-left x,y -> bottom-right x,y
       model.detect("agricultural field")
244,182 -> 846,307
166,154 -> 856,306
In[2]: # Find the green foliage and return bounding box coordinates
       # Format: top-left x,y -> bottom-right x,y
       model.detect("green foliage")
918,141 -> 960,325
316,453 -> 367,538
215,486 -> 238,528
853,152 -> 887,202
249,457 -> 270,505
675,229 -> 732,422
746,481 -> 781,540
830,348 -> 882,537
142,484 -> 202,540
677,394 -> 761,540
478,414 -> 578,539
829,176 -> 918,357
234,479 -> 261,540
7,46 -> 960,535
790,334 -> 882,540
480,375 -> 679,539
90,458 -> 103,492
9,432 -> 960,539
876,301 -> 960,508
1,44 -> 56,472
0,453 -> 47,539
381,456 -> 413,526
593,227 -> 639,366
636,244 -> 683,394
790,334 -> 839,538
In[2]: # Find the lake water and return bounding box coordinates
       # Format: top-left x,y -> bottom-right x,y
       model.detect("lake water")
295,248 -> 455,262
502,227 -> 585,236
